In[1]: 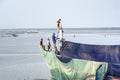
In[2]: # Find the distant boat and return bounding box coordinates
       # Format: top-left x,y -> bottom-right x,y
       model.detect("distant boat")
11,34 -> 18,37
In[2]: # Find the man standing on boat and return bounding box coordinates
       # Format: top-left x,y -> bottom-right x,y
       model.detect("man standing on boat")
40,38 -> 45,49
52,33 -> 57,51
47,38 -> 51,51
56,19 -> 63,52
56,19 -> 63,41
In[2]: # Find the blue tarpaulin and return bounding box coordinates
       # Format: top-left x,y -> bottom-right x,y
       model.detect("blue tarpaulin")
60,41 -> 120,77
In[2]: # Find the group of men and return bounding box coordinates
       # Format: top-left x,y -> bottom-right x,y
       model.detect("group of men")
40,38 -> 51,51
40,19 -> 63,53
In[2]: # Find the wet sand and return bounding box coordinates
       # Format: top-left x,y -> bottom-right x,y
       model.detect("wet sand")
0,54 -> 51,80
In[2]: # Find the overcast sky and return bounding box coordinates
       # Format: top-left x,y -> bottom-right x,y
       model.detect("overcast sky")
0,0 -> 120,29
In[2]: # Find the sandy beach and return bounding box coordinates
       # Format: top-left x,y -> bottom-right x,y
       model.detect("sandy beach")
0,28 -> 120,80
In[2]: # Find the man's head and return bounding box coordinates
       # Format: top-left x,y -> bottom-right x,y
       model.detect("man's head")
59,19 -> 61,21
53,33 -> 55,35
41,38 -> 43,41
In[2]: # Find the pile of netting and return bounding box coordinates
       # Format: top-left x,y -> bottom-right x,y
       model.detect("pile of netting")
40,46 -> 108,80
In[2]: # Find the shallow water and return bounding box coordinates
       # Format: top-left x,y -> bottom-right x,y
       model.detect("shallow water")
0,29 -> 120,54
0,29 -> 120,80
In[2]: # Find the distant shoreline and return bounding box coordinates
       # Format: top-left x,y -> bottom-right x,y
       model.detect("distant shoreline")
1,27 -> 120,30
0,28 -> 120,37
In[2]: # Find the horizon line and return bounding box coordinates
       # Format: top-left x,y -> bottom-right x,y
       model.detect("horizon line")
1,27 -> 120,30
